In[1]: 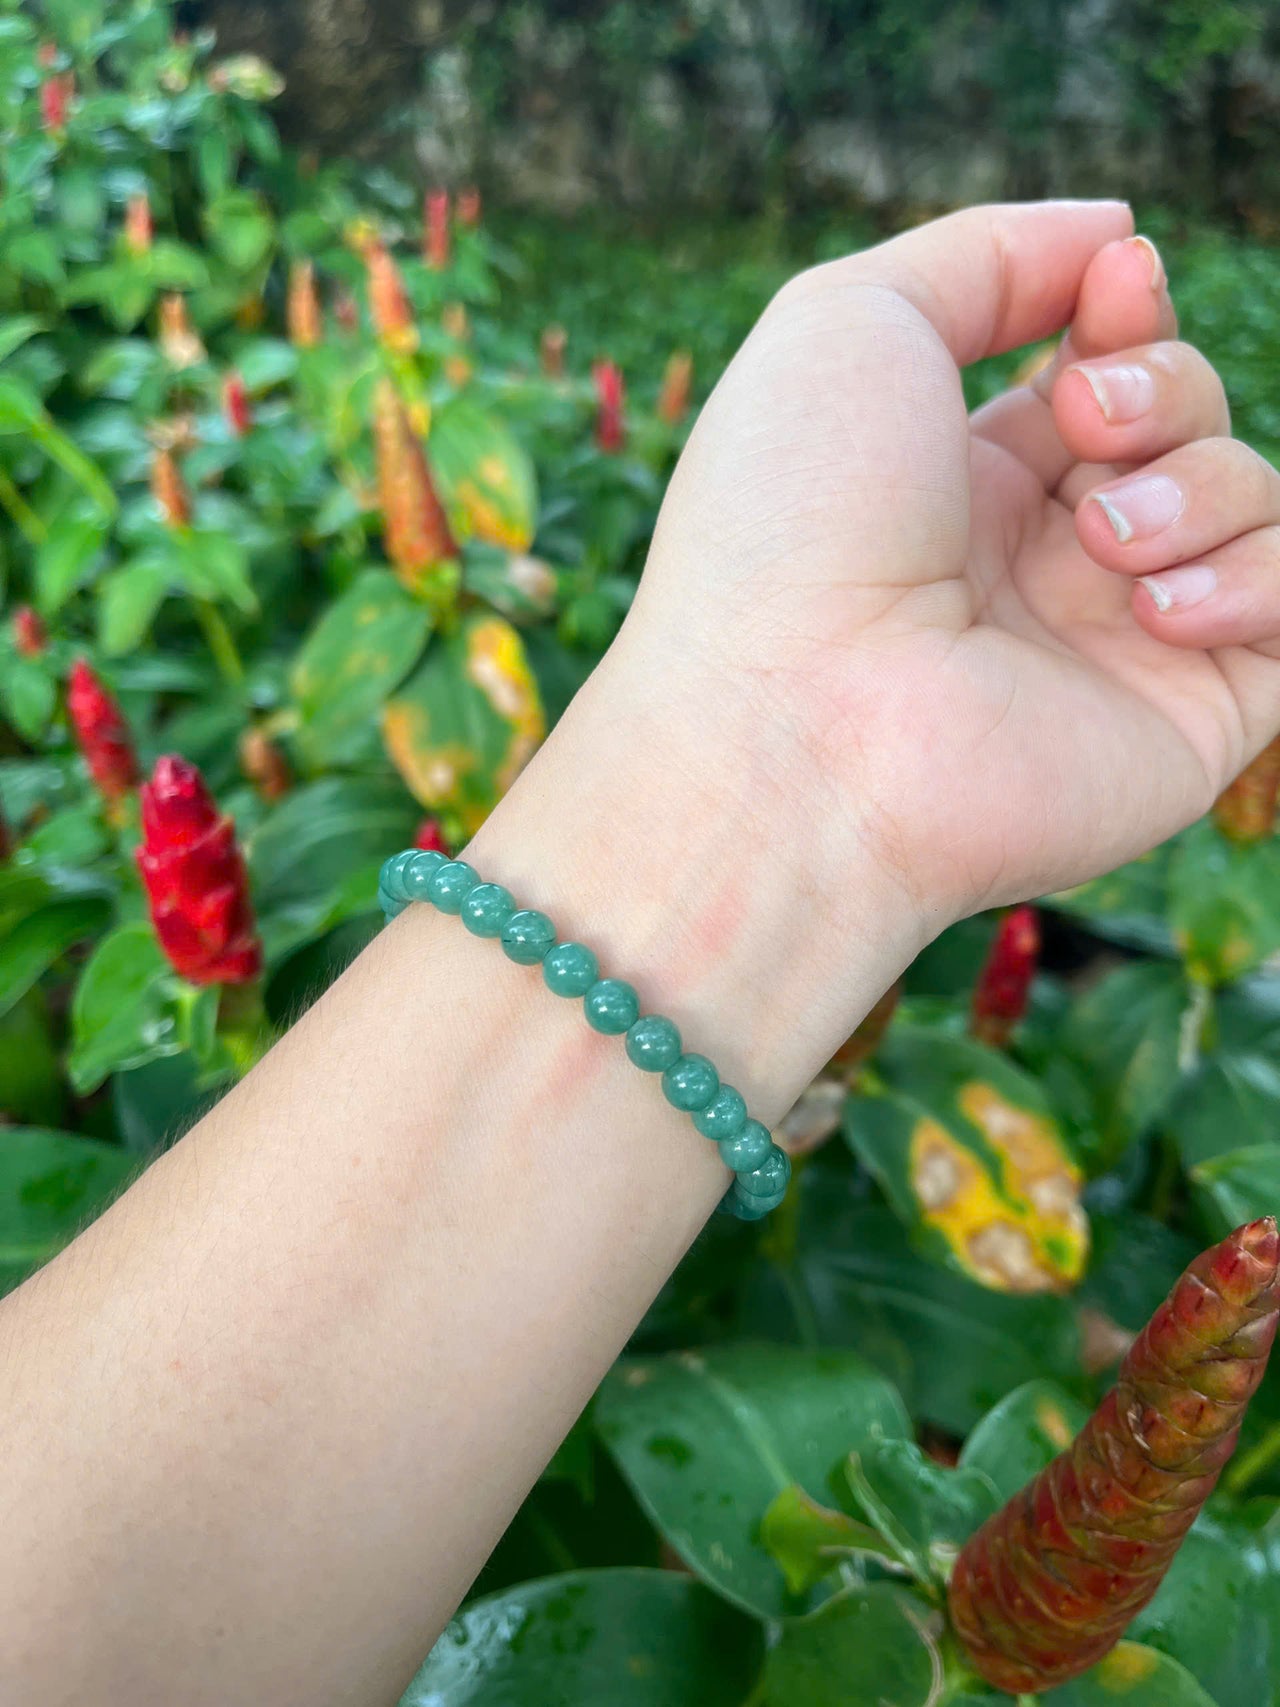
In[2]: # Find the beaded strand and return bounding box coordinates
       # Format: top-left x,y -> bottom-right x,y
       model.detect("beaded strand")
378,848 -> 791,1218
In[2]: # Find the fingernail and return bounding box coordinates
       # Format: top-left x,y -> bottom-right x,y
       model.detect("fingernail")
1128,234 -> 1166,293
1092,474 -> 1185,542
1072,361 -> 1156,423
1140,565 -> 1217,613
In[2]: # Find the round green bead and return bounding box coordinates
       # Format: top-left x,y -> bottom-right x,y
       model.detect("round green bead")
735,1144 -> 791,1199
662,1053 -> 719,1112
694,1086 -> 747,1140
724,1182 -> 785,1219
502,910 -> 556,965
379,849 -> 418,902
584,978 -> 639,1035
428,860 -> 480,914
543,941 -> 599,996
462,882 -> 515,937
717,1118 -> 772,1172
378,886 -> 403,920
403,849 -> 447,901
625,1015 -> 682,1072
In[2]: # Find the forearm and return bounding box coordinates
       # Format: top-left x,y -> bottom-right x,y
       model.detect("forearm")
0,649 -> 923,1706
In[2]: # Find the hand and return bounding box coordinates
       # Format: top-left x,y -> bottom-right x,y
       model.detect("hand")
622,201 -> 1280,932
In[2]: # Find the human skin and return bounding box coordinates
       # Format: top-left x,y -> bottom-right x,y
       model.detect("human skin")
4,201 -> 1280,1705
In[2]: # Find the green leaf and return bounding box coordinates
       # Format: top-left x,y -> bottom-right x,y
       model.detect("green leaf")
35,509 -> 109,613
383,613 -> 546,837
1040,1642 -> 1219,1706
959,1379 -> 1089,1503
249,778 -> 420,912
0,314 -> 45,365
400,1569 -> 763,1707
846,1025 -> 1088,1293
68,925 -> 190,1094
0,1126 -> 136,1276
6,230 -> 64,287
1168,1053 -> 1280,1169
763,1584 -> 939,1707
789,1203 -> 1083,1435
171,529 -> 255,612
203,188 -> 275,273
290,569 -> 432,767
836,1438 -> 998,1584
431,394 -> 539,551
234,338 -> 296,393
1058,960 -> 1193,1166
1170,817 -> 1280,985
1191,1143 -> 1280,1236
0,654 -> 55,741
596,1344 -> 909,1617
143,239 -> 211,291
0,890 -> 109,1020
97,558 -> 169,655
18,804 -> 109,870
759,1484 -> 895,1595
1128,1504 -> 1280,1707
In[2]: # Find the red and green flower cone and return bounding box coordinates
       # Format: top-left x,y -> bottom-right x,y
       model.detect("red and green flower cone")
68,659 -> 139,810
373,378 -> 457,596
971,904 -> 1039,1047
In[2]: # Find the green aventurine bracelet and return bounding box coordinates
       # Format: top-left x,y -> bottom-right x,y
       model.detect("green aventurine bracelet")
378,848 -> 791,1219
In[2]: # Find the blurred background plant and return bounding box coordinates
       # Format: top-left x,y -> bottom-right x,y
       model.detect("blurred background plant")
4,2 -> 1280,1703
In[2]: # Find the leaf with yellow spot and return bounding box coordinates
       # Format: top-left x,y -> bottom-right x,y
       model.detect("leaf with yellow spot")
1039,1641 -> 1218,1705
1168,816 -> 1280,985
290,568 -> 433,768
382,613 -> 544,835
430,395 -> 538,551
958,1379 -> 1090,1503
845,1026 -> 1089,1294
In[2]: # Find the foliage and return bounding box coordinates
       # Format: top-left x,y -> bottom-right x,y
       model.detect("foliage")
3,1 -> 1280,1701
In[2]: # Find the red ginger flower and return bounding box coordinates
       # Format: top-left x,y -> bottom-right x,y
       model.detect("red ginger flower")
366,239 -> 417,354
657,350 -> 693,425
414,817 -> 448,854
424,188 -> 451,270
151,446 -> 191,526
1213,734 -> 1280,844
287,260 -> 323,348
68,659 -> 138,806
40,72 -> 73,130
13,605 -> 46,659
373,379 -> 456,593
136,755 -> 262,986
593,360 -> 626,452
457,186 -> 481,227
124,191 -> 153,256
222,371 -> 252,436
970,904 -> 1039,1048
949,1218 -> 1280,1694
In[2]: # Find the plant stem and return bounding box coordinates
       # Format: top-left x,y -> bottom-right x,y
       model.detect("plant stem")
0,466 -> 46,544
1224,1418 -> 1280,1497
194,599 -> 245,686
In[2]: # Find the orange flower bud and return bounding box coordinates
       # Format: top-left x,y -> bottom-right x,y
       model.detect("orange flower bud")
593,360 -> 626,452
1213,734 -> 1280,844
286,260 -> 323,349
373,379 -> 456,593
657,350 -> 693,424
124,191 -> 153,256
151,446 -> 192,527
457,187 -> 482,227
158,294 -> 205,368
366,239 -> 417,354
424,188 -> 451,270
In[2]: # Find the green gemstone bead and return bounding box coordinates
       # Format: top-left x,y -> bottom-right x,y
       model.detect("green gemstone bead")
717,1118 -> 772,1173
462,882 -> 515,937
662,1053 -> 719,1112
428,860 -> 480,914
625,1015 -> 682,1072
583,978 -> 639,1035
724,1183 -> 784,1219
403,849 -> 447,901
543,941 -> 599,996
379,849 -> 418,902
735,1144 -> 791,1199
378,886 -> 403,920
694,1086 -> 747,1140
502,910 -> 556,965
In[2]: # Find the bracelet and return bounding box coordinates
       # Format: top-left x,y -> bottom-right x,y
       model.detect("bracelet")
377,848 -> 791,1218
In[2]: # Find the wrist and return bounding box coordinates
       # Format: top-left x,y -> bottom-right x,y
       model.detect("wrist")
464,650 -> 934,1120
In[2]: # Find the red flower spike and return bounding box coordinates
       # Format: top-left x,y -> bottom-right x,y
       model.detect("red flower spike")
593,359 -> 626,452
948,1219 -> 1280,1695
541,325 -> 567,378
40,72 -> 73,131
457,186 -> 481,227
1213,734 -> 1280,844
13,605 -> 46,659
373,379 -> 456,593
222,371 -> 252,437
424,188 -> 451,269
287,260 -> 323,348
151,446 -> 192,527
124,191 -> 153,256
366,239 -> 417,354
67,659 -> 139,806
37,43 -> 58,68
971,904 -> 1039,1048
136,755 -> 263,986
414,818 -> 449,854
658,350 -> 693,425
